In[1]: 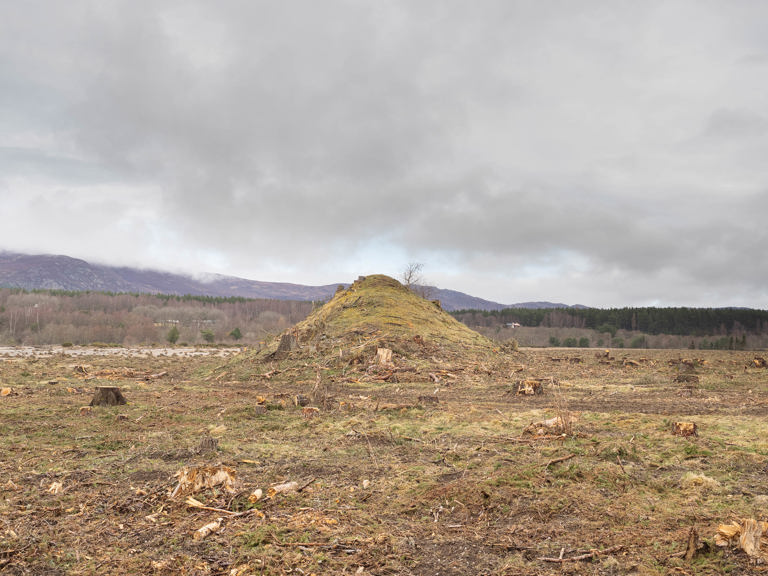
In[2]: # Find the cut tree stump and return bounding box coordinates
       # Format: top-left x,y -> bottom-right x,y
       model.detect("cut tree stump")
376,347 -> 393,366
672,421 -> 697,437
516,378 -> 549,395
89,386 -> 127,407
294,394 -> 310,407
196,435 -> 219,454
272,332 -> 299,359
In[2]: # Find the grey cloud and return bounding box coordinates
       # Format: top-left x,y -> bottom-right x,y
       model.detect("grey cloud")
2,1 -> 768,307
703,109 -> 768,141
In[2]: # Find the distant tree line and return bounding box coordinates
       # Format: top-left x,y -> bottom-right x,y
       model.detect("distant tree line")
451,306 -> 768,337
0,288 -> 315,346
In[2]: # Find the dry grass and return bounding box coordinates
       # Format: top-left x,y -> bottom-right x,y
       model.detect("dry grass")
2,346 -> 768,574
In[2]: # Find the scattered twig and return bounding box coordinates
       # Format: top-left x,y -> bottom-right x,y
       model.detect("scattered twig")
272,541 -> 332,547
544,453 -> 576,468
401,436 -> 425,444
505,435 -> 567,443
355,430 -> 380,469
670,527 -> 708,561
538,544 -> 624,562
185,496 -> 264,518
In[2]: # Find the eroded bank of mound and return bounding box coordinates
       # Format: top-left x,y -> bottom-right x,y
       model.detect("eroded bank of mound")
233,274 -> 517,374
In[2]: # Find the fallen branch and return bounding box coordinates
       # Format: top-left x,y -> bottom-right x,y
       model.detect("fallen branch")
185,496 -> 265,518
272,541 -> 333,547
271,541 -> 360,553
538,544 -> 624,563
297,476 -> 317,492
401,435 -> 426,444
544,453 -> 576,468
505,435 -> 567,443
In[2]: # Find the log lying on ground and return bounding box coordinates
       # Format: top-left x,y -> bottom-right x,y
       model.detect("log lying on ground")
89,386 -> 127,406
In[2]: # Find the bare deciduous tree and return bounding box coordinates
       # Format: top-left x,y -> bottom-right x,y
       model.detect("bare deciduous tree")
401,262 -> 424,290
401,262 -> 434,299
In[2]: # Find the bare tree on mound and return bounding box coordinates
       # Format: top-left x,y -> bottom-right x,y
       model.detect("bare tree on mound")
236,274 -> 519,373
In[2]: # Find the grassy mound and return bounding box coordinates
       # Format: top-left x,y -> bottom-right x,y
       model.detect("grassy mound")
240,274 -> 512,370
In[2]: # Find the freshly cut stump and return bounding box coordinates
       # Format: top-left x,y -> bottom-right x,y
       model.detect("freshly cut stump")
672,421 -> 697,437
89,386 -> 127,406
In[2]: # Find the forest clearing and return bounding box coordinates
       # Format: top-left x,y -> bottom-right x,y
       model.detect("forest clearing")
2,277 -> 768,575
2,346 -> 768,574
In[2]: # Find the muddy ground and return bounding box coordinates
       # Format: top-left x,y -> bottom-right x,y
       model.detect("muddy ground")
2,347 -> 768,575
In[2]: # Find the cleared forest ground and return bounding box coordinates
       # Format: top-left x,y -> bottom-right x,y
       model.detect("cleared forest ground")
2,347 -> 768,575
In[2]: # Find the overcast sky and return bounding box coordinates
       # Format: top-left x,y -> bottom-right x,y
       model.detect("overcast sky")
2,1 -> 767,308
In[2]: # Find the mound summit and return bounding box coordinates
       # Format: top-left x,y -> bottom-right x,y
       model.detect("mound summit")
246,274 -> 513,369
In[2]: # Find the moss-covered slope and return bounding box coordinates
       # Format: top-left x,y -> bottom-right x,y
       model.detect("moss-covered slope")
245,274 -> 506,367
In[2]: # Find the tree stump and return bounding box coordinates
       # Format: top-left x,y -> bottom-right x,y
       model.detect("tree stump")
272,332 -> 299,359
517,379 -> 544,395
376,347 -> 393,366
196,435 -> 219,454
294,394 -> 310,407
89,386 -> 127,407
672,421 -> 697,437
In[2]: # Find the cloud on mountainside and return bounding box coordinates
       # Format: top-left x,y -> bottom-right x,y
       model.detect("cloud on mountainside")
1,1 -> 768,307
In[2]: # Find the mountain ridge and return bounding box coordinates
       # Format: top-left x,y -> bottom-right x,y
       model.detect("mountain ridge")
0,251 -> 582,311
